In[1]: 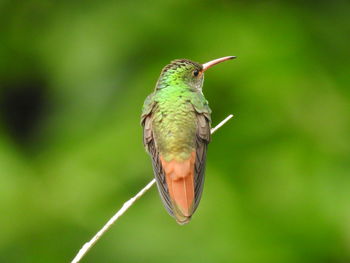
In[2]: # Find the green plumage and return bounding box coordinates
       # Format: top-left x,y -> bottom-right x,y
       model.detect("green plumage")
144,88 -> 210,162
142,59 -> 211,162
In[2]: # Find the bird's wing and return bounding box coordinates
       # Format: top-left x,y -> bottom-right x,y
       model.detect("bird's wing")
141,94 -> 174,216
192,107 -> 211,213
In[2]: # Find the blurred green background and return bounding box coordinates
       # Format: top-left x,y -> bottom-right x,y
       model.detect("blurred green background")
1,0 -> 350,262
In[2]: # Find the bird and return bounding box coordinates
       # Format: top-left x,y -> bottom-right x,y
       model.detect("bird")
141,56 -> 235,224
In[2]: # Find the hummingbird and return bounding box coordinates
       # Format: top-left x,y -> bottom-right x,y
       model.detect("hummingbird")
141,56 -> 235,224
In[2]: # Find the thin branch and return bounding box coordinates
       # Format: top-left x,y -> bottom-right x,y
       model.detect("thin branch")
210,114 -> 234,134
71,114 -> 234,263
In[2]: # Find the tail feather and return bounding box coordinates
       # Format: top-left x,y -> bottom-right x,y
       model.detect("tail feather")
160,152 -> 196,224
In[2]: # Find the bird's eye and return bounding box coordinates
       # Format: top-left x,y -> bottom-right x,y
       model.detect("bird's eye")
193,70 -> 199,77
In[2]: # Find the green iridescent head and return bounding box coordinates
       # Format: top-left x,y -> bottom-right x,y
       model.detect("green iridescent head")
156,56 -> 236,91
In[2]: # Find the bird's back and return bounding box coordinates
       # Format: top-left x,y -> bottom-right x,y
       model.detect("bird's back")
152,86 -> 197,162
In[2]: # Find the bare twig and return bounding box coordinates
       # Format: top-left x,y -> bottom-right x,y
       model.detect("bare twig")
210,114 -> 234,134
71,114 -> 233,263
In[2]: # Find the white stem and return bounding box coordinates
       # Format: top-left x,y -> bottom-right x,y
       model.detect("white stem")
210,114 -> 233,134
71,114 -> 234,263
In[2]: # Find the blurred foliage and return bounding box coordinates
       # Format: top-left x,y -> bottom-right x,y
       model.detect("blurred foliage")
0,0 -> 350,262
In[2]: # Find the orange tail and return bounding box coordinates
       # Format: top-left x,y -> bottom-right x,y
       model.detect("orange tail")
160,152 -> 196,224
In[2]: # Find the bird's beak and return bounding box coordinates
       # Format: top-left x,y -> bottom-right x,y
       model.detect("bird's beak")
202,56 -> 236,72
